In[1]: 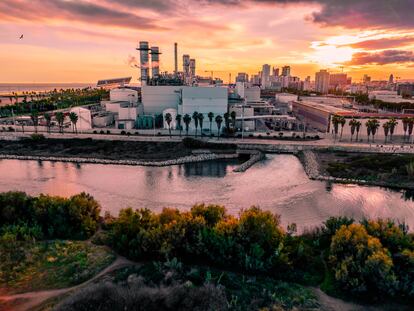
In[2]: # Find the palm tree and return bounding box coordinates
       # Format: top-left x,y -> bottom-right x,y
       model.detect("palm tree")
230,111 -> 236,129
175,114 -> 182,137
44,113 -> 51,133
349,119 -> 357,142
365,120 -> 372,143
331,115 -> 339,140
192,111 -> 199,137
183,114 -> 191,136
383,122 -> 390,144
408,118 -> 414,143
387,117 -> 398,141
355,120 -> 362,142
403,117 -> 410,142
208,112 -> 214,134
338,116 -> 346,141
30,111 -> 39,133
198,113 -> 204,135
215,115 -> 223,140
55,112 -> 65,134
69,112 -> 78,134
223,112 -> 230,133
165,112 -> 172,138
370,118 -> 380,143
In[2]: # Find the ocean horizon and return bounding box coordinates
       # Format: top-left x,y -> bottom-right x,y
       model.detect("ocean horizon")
0,83 -> 96,95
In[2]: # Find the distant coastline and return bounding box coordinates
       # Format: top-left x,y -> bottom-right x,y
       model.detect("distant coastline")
0,83 -> 95,95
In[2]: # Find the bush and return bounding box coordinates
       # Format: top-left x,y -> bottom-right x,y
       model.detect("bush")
93,130 -> 97,134
106,130 -> 111,134
329,224 -> 397,297
0,191 -> 100,240
134,131 -> 139,135
30,133 -> 45,141
99,130 -> 105,134
120,131 -> 126,135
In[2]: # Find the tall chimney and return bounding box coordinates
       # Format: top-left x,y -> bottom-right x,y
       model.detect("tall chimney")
150,46 -> 161,78
136,41 -> 150,85
174,43 -> 178,75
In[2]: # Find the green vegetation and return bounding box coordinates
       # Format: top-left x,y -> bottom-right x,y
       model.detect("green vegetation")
0,88 -> 108,118
322,152 -> 414,186
55,260 -> 319,311
0,192 -> 114,295
0,240 -> 114,294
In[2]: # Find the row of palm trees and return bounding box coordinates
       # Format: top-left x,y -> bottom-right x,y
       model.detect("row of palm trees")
21,111 -> 79,134
164,111 -> 237,139
332,115 -> 414,143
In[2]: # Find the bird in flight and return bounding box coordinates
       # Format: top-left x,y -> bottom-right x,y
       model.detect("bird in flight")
19,34 -> 23,39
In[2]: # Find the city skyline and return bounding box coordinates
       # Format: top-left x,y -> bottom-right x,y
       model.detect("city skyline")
1,0 -> 414,83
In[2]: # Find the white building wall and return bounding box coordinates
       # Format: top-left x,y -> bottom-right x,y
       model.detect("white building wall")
141,85 -> 181,115
119,106 -> 138,120
110,88 -> 138,102
70,107 -> 92,130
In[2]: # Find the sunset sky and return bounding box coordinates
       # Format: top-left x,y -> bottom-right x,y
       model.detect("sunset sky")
1,0 -> 414,83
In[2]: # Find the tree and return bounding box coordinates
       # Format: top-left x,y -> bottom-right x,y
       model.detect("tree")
370,118 -> 380,143
365,120 -> 372,142
408,117 -> 414,143
192,111 -> 199,137
183,114 -> 191,137
355,120 -> 362,142
329,224 -> 397,297
387,118 -> 398,141
175,114 -> 182,137
349,119 -> 357,142
208,112 -> 214,134
402,117 -> 410,142
215,115 -> 223,140
164,113 -> 172,138
331,115 -> 340,141
69,112 -> 79,134
383,122 -> 389,144
44,113 -> 52,133
339,116 -> 346,141
230,111 -> 236,129
30,111 -> 39,133
198,113 -> 204,135
55,112 -> 65,134
223,112 -> 230,133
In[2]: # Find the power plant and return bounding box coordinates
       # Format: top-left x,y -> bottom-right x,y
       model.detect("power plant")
136,41 -> 150,85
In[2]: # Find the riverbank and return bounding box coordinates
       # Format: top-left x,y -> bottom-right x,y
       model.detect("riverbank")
299,150 -> 414,190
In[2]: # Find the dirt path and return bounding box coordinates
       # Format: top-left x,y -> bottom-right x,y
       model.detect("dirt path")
0,256 -> 136,311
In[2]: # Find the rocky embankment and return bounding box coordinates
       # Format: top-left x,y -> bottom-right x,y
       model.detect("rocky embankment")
0,153 -> 238,167
233,151 -> 265,172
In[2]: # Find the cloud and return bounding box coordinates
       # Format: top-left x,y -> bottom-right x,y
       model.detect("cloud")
200,0 -> 414,30
0,0 -> 167,30
345,50 -> 414,66
347,37 -> 414,50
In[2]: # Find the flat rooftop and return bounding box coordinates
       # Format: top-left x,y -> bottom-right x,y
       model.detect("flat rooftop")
293,100 -> 351,114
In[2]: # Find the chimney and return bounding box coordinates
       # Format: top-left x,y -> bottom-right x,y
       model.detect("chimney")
174,43 -> 178,75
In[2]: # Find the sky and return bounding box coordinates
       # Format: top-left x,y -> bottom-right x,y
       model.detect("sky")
1,0 -> 414,83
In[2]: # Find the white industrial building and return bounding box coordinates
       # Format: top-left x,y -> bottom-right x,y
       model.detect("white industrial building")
141,85 -> 228,131
235,82 -> 260,102
69,107 -> 92,131
110,88 -> 138,103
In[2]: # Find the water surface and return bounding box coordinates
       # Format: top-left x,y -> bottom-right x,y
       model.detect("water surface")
1,155 -> 413,231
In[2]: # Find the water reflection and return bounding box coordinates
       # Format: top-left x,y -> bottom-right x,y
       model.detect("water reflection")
0,155 -> 413,232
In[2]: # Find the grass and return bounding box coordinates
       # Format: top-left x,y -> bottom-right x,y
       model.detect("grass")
0,240 -> 115,295
109,261 -> 320,311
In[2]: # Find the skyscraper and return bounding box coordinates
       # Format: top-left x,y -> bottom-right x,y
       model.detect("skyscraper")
273,67 -> 279,77
315,70 -> 330,94
261,64 -> 271,89
282,66 -> 291,76
236,72 -> 249,83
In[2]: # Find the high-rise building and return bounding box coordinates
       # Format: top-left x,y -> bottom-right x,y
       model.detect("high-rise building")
329,73 -> 348,88
315,69 -> 330,94
261,64 -> 271,89
363,74 -> 371,84
189,59 -> 196,79
183,54 -> 190,84
273,67 -> 279,77
282,66 -> 291,77
389,74 -> 394,84
236,72 -> 249,83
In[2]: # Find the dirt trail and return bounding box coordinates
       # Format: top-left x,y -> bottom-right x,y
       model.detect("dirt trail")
0,256 -> 136,311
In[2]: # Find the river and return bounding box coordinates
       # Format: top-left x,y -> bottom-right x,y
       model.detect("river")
1,154 -> 414,231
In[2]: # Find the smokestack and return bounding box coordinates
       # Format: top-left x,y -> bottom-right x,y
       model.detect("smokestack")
136,41 -> 150,85
183,54 -> 190,85
150,46 -> 161,78
174,43 -> 178,75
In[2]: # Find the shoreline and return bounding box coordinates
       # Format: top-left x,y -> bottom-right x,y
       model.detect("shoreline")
299,150 -> 414,191
0,153 -> 239,167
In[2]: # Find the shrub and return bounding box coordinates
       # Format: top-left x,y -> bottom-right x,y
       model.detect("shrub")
134,131 -> 139,135
190,204 -> 226,227
93,130 -> 97,134
30,133 -> 45,141
329,224 -> 397,297
99,130 -> 105,134
106,130 -> 111,134
120,131 -> 126,135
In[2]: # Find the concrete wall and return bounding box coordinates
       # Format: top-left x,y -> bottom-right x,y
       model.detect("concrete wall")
141,85 -> 181,115
110,88 -> 138,102
70,107 -> 92,130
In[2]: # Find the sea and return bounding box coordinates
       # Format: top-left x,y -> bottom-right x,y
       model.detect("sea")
0,83 -> 95,95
